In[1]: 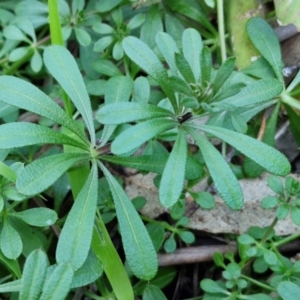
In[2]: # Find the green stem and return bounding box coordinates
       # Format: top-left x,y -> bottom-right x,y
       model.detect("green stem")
48,0 -> 63,45
240,274 -> 275,292
141,215 -> 180,234
273,230 -> 300,248
3,49 -> 33,75
217,0 -> 227,62
92,211 -> 134,300
281,92 -> 300,110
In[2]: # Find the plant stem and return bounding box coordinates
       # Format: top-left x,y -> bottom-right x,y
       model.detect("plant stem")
273,230 -> 300,248
217,0 -> 226,62
240,274 -> 275,292
48,0 -> 63,45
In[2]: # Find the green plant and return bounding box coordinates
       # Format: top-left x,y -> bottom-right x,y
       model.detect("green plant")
0,1 -> 300,299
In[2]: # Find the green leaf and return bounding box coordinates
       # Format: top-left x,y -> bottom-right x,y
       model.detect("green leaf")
71,250 -> 103,288
182,28 -> 202,82
97,102 -> 173,124
123,36 -> 178,112
196,125 -> 291,176
43,45 -> 95,145
159,129 -> 187,207
143,285 -> 167,300
99,162 -> 158,280
156,32 -> 179,76
74,27 -> 91,46
261,196 -> 281,209
200,46 -> 212,85
3,25 -> 28,41
220,78 -> 283,107
95,0 -> 122,12
175,53 -> 196,83
93,59 -> 122,77
200,278 -> 228,294
0,221 -> 22,259
0,279 -> 21,293
0,161 -> 16,182
0,122 -> 88,150
127,13 -> 145,30
140,4 -> 163,49
284,104 -> 300,147
10,208 -> 57,227
94,36 -> 113,52
267,175 -> 284,195
39,263 -> 74,300
16,153 -> 91,195
188,128 -> 243,210
213,57 -> 236,94
0,76 -> 87,144
179,231 -> 195,244
291,207 -> 300,226
19,249 -> 48,300
276,204 -> 289,219
133,76 -> 150,104
169,76 -> 194,96
111,118 -> 176,155
56,163 -> 98,271
246,17 -> 283,82
30,50 -> 43,73
9,46 -> 30,61
277,281 -> 300,300
164,235 -> 176,253
192,191 -> 215,209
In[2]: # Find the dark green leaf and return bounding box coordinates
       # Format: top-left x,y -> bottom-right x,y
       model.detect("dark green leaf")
111,118 -> 176,155
142,285 -> 167,300
74,27 -> 91,46
291,207 -> 300,226
159,129 -> 187,207
267,175 -> 284,195
213,57 -> 236,94
56,163 -> 98,270
200,278 -> 227,294
16,153 -> 91,195
169,76 -> 194,96
123,36 -> 178,112
97,102 -> 173,124
93,59 -> 122,77
200,46 -> 212,85
284,104 -> 300,147
99,162 -> 158,280
43,45 -> 95,144
188,129 -> 243,210
175,53 -> 196,83
276,204 -> 290,219
164,236 -> 176,253
0,123 -> 88,150
19,249 -> 48,300
246,18 -> 283,82
147,223 -> 165,251
179,231 -> 195,244
0,76 -> 87,143
133,76 -> 150,104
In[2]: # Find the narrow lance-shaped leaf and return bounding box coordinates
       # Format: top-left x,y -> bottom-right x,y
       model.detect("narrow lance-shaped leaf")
0,76 -> 88,144
19,249 -> 48,300
97,102 -> 174,124
99,162 -> 158,280
39,263 -> 74,300
159,129 -> 187,207
195,124 -> 291,176
122,36 -> 178,112
201,46 -> 212,85
219,78 -> 283,107
156,32 -> 179,76
111,118 -> 177,155
16,153 -> 91,195
246,17 -> 284,83
56,163 -> 98,270
182,28 -> 202,82
213,57 -> 236,95
0,123 -> 88,150
43,45 -> 95,145
187,128 -> 244,210
100,76 -> 133,146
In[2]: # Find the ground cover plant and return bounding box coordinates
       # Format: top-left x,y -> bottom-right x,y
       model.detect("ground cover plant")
0,0 -> 300,299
